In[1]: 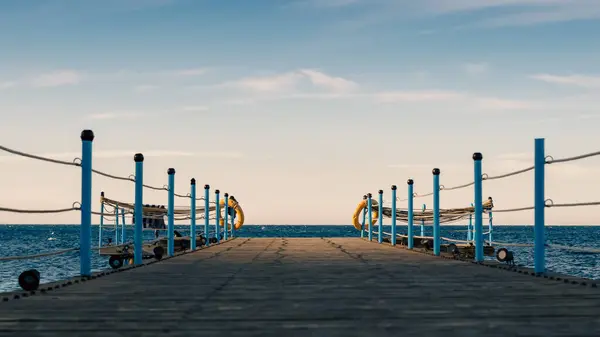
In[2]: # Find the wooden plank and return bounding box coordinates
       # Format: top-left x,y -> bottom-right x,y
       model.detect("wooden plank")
0,237 -> 599,336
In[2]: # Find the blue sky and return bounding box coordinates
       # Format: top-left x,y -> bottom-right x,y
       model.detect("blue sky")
1,0 -> 600,225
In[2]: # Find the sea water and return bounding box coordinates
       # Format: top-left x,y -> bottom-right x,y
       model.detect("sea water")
0,224 -> 599,292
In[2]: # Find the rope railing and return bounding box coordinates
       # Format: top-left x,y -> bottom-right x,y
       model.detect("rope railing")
359,138 -> 600,275
0,129 -> 244,291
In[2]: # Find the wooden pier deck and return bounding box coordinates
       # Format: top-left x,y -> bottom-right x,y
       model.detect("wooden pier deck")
1,237 -> 600,336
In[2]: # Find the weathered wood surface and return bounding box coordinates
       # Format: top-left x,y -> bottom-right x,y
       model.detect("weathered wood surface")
1,237 -> 600,336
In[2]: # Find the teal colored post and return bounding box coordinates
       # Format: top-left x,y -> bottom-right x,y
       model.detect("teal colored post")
99,192 -> 104,247
361,195 -> 367,238
230,196 -> 236,238
488,210 -> 493,245
421,204 -> 425,237
167,168 -> 175,257
121,208 -> 125,245
407,180 -> 414,249
215,190 -> 220,243
473,152 -> 484,262
467,203 -> 473,241
391,186 -> 397,246
204,184 -> 210,247
432,168 -> 441,255
133,154 -> 144,265
224,193 -> 229,241
367,193 -> 373,241
190,178 -> 197,250
114,206 -> 119,244
534,138 -> 545,274
377,190 -> 383,243
80,130 -> 94,277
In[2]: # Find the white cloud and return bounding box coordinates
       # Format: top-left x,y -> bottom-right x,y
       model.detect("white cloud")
222,69 -> 358,93
31,70 -> 82,87
0,81 -> 16,89
530,73 -> 600,88
463,62 -> 489,75
88,111 -> 142,120
181,106 -> 209,112
172,68 -> 208,76
374,90 -> 465,103
133,84 -> 159,93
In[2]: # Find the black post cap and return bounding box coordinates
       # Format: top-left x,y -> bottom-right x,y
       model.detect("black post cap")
100,191 -> 104,197
191,178 -> 196,185
363,195 -> 367,199
204,184 -> 210,189
407,179 -> 414,185
134,153 -> 144,162
224,193 -> 229,197
215,189 -> 220,194
432,168 -> 440,175
167,168 -> 175,175
473,152 -> 483,160
378,189 -> 383,194
367,193 -> 372,197
391,185 -> 397,190
80,130 -> 94,141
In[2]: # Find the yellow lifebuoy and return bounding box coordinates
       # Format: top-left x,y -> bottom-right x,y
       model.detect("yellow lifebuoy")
352,199 -> 378,231
219,198 -> 245,230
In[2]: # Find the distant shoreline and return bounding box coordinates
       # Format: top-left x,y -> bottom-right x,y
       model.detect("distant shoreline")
1,224 -> 600,227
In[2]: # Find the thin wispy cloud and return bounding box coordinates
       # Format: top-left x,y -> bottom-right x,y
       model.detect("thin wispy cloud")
31,70 -> 82,87
181,106 -> 209,112
133,84 -> 159,93
87,111 -> 143,120
531,74 -> 600,88
0,81 -> 16,89
463,62 -> 490,76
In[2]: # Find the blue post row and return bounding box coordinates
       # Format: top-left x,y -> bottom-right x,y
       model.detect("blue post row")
367,193 -> 373,241
121,207 -> 126,245
534,138 -> 545,274
80,130 -> 94,277
421,204 -> 425,237
467,203 -> 473,242
133,153 -> 144,265
224,193 -> 229,241
391,186 -> 397,246
377,190 -> 383,243
488,210 -> 493,245
230,196 -> 236,238
407,180 -> 414,249
473,152 -> 484,262
190,178 -> 197,250
167,168 -> 175,257
204,185 -> 210,247
432,168 -> 440,256
99,192 -> 104,247
215,190 -> 220,243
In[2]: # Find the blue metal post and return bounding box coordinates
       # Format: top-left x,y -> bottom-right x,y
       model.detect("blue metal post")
133,154 -> 144,265
121,208 -> 125,244
204,185 -> 210,246
421,204 -> 425,237
432,168 -> 440,256
80,130 -> 94,277
114,206 -> 119,244
407,180 -> 414,249
488,210 -> 493,245
467,203 -> 473,242
377,190 -> 383,243
167,168 -> 175,257
215,190 -> 220,243
473,153 -> 484,262
367,193 -> 373,241
224,193 -> 229,241
230,196 -> 236,238
391,186 -> 397,246
361,195 -> 367,238
534,138 -> 545,274
190,178 -> 197,250
99,192 -> 104,247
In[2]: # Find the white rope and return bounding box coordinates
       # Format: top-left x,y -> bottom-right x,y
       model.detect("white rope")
546,150 -> 600,164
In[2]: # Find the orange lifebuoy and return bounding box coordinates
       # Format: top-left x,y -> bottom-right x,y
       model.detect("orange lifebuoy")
352,199 -> 378,231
